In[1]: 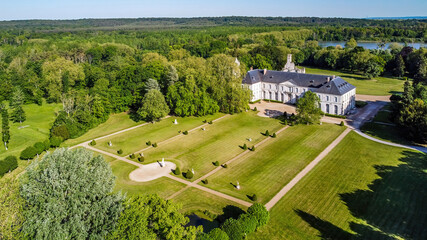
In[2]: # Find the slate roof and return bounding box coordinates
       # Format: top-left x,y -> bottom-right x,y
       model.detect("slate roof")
243,69 -> 355,95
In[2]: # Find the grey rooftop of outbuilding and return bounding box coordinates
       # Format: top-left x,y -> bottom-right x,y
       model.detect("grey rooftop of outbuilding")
242,69 -> 355,95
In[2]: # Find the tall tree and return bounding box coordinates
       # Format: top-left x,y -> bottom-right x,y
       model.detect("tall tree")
137,89 -> 169,121
11,105 -> 26,124
9,88 -> 26,124
1,107 -> 10,150
296,91 -> 323,124
20,148 -> 123,239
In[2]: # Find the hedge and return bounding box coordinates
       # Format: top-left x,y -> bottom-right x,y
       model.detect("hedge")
50,136 -> 63,148
34,142 -> 45,155
20,146 -> 38,160
324,113 -> 346,119
0,156 -> 18,176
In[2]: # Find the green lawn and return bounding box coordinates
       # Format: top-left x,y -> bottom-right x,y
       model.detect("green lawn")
205,124 -> 345,204
250,131 -> 426,240
94,113 -> 224,156
141,112 -> 284,180
372,110 -> 392,124
110,160 -> 185,198
0,102 -> 62,161
304,67 -> 404,96
62,112 -> 141,147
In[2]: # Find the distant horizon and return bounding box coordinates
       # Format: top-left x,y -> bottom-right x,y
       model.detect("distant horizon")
1,0 -> 426,21
0,15 -> 426,22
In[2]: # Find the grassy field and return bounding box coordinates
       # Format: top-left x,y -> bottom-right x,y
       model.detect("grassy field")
94,113 -> 224,156
304,67 -> 404,96
0,102 -> 62,161
62,112 -> 141,147
250,131 -> 426,240
110,160 -> 185,198
205,124 -> 345,204
141,112 -> 284,180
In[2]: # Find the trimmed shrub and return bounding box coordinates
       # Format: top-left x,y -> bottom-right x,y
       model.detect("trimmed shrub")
251,194 -> 258,201
117,149 -> 123,155
146,141 -> 151,146
222,164 -> 228,168
20,146 -> 38,160
253,107 -> 258,111
203,120 -> 207,123
213,161 -> 220,166
243,143 -> 247,150
340,121 -> 345,126
51,125 -> 70,140
34,142 -> 45,155
89,140 -> 96,146
185,169 -> 193,179
174,167 -> 181,175
251,146 -> 255,151
265,130 -> 270,136
152,142 -> 157,148
0,156 -> 18,176
208,121 -> 213,124
49,136 -> 63,148
183,130 -> 189,135
138,156 -> 145,162
247,203 -> 270,228
202,179 -> 209,184
272,133 -> 277,138
129,153 -> 136,159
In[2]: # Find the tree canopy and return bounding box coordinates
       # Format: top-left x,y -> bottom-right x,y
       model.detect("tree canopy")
296,91 -> 323,124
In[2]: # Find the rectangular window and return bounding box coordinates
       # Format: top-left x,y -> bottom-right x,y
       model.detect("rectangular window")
326,96 -> 329,101
335,97 -> 338,102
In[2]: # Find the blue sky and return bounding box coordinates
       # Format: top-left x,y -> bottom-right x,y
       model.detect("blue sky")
1,0 -> 426,20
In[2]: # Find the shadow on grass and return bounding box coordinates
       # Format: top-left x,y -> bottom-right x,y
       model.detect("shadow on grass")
186,205 -> 246,233
297,151 -> 427,239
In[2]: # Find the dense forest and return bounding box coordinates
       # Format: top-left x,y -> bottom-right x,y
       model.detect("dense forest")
0,17 -> 426,144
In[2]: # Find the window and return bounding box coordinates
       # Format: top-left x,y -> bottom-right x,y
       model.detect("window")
326,104 -> 330,113
296,88 -> 299,93
326,96 -> 329,101
334,105 -> 338,115
335,97 -> 338,102
263,84 -> 265,88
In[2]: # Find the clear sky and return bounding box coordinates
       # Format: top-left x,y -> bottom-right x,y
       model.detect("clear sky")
1,0 -> 426,21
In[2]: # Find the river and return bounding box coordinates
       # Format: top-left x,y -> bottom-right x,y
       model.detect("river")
319,41 -> 426,50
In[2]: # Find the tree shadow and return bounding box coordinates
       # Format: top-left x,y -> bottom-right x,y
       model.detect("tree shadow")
297,151 -> 427,239
215,205 -> 246,223
340,151 -> 427,239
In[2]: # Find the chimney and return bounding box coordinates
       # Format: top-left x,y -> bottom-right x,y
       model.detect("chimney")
332,75 -> 336,79
250,66 -> 253,71
263,69 -> 267,75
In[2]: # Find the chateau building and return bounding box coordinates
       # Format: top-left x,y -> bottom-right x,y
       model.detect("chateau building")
242,55 -> 356,115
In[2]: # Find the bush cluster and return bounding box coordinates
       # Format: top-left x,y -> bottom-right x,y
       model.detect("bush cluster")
220,203 -> 270,239
0,156 -> 18,176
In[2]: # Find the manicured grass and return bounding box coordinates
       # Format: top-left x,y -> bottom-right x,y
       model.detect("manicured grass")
304,66 -> 404,96
110,160 -> 185,198
250,132 -> 426,240
63,112 -> 141,147
0,102 -> 62,161
141,112 -> 284,180
205,124 -> 345,204
95,113 -> 224,156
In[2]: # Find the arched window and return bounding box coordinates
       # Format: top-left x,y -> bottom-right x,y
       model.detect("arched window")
334,105 -> 338,115
326,104 -> 330,113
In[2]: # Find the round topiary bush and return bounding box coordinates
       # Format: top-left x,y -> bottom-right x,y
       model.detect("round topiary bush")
265,130 -> 270,136
20,146 -> 38,160
252,194 -> 258,201
138,156 -> 145,162
117,149 -> 123,155
340,121 -> 345,126
89,140 -> 96,146
213,161 -> 220,166
208,121 -> 213,124
183,130 -> 189,135
186,169 -> 194,179
254,107 -> 257,111
129,153 -> 136,159
202,179 -> 209,184
222,164 -> 228,168
174,167 -> 181,175
272,133 -> 277,138
146,141 -> 151,146
152,143 -> 157,148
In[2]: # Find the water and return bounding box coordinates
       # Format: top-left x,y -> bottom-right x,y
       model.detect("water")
319,41 -> 426,50
186,214 -> 220,233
